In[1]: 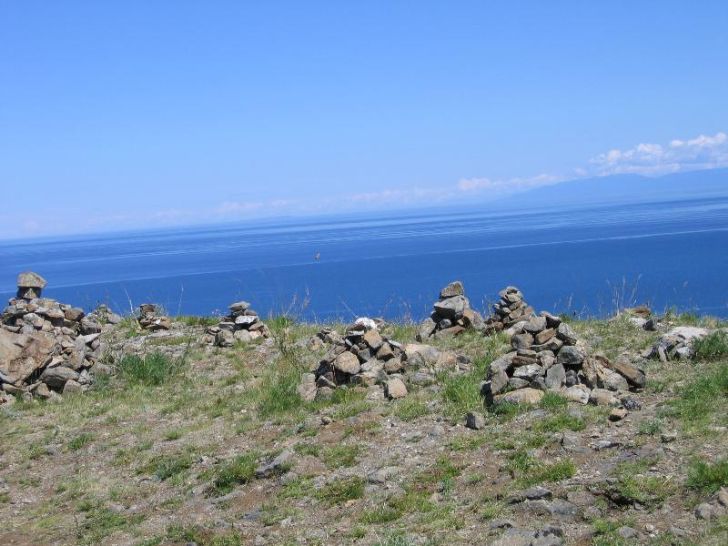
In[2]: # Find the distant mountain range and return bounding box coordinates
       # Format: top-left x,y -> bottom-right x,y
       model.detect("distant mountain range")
496,168 -> 728,210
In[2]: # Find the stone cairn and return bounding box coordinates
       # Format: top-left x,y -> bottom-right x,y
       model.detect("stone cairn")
643,326 -> 709,361
417,281 -> 485,340
1,272 -> 120,404
302,317 -> 470,403
137,304 -> 171,331
482,310 -> 646,407
205,301 -> 271,347
484,286 -> 536,334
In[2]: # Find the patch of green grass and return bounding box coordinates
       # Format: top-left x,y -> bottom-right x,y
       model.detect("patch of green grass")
322,444 -> 360,468
165,524 -> 245,546
293,442 -> 320,457
532,412 -> 586,433
27,442 -> 47,460
77,502 -> 144,545
254,357 -> 304,418
359,503 -> 404,524
448,433 -> 488,451
211,452 -> 258,496
315,477 -> 365,506
519,459 -> 576,487
694,331 -> 728,361
163,428 -> 184,441
480,500 -> 505,521
145,451 -> 194,481
67,432 -> 94,451
174,315 -> 220,327
666,362 -> 728,429
539,391 -> 569,411
118,352 -> 183,386
638,419 -> 663,436
611,457 -> 675,507
332,399 -> 371,420
506,450 -> 576,487
487,401 -> 525,420
441,372 -> 482,419
590,519 -> 630,546
393,396 -> 431,422
278,475 -> 313,500
687,458 -> 728,494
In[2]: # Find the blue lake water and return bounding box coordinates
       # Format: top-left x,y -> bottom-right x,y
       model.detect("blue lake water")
1,197 -> 728,320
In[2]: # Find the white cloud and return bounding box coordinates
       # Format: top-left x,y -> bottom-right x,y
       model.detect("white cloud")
590,131 -> 728,176
457,173 -> 562,193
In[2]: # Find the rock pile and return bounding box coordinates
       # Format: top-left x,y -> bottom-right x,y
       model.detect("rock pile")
643,326 -> 709,361
205,301 -> 271,347
484,286 -> 536,334
1,273 -> 116,404
482,312 -> 646,407
137,304 -> 171,331
417,281 -> 485,340
303,318 -> 470,402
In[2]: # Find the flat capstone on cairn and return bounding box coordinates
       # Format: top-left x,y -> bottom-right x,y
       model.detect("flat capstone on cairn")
137,304 -> 171,331
483,286 -> 536,334
205,301 -> 271,347
482,289 -> 646,410
301,317 -> 471,403
417,281 -> 486,340
1,272 -> 121,405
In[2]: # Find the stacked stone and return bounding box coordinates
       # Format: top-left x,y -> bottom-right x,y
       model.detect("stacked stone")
643,326 -> 709,361
0,273 -> 118,404
417,281 -> 485,340
137,304 -> 171,331
483,312 -> 646,407
484,286 -> 536,334
205,301 -> 270,347
302,318 -> 470,402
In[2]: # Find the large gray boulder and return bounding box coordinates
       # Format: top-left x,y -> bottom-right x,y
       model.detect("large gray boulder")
0,329 -> 56,385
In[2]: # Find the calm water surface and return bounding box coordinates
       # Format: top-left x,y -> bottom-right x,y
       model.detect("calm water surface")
1,197 -> 727,320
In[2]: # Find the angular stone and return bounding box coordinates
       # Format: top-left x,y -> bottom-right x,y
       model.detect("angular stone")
556,323 -> 578,344
465,411 -> 486,430
404,343 -> 441,367
540,311 -> 561,328
556,346 -> 584,367
439,281 -> 464,299
0,329 -> 56,385
495,388 -> 544,405
538,351 -> 556,368
229,301 -> 251,313
333,352 -> 360,375
62,379 -> 83,395
433,295 -> 468,320
363,329 -> 383,350
545,363 -> 566,390
40,366 -> 79,390
608,358 -> 646,389
17,272 -> 47,289
589,388 -> 620,407
416,317 -> 436,340
609,408 -> 628,421
513,364 -> 543,379
534,328 -> 556,345
385,377 -> 408,399
490,368 -> 509,395
511,333 -> 534,351
561,384 -> 590,404
523,316 -> 547,333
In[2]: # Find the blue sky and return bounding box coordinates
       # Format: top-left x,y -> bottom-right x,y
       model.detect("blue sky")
2,1 -> 728,239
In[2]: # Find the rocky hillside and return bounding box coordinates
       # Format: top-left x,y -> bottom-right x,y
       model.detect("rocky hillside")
1,279 -> 727,546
